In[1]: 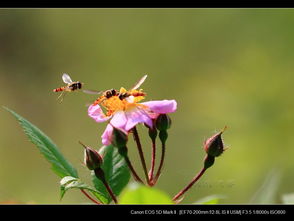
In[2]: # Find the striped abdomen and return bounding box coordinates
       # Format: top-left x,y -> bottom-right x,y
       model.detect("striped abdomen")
53,82 -> 82,92
53,86 -> 66,92
131,92 -> 146,97
118,91 -> 146,100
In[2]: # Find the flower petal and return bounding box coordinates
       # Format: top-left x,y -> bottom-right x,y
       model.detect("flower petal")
141,100 -> 177,116
110,110 -> 127,131
88,104 -> 111,123
101,124 -> 114,146
124,107 -> 153,131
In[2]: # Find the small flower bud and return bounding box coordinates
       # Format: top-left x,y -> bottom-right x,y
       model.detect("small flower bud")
155,114 -> 172,131
204,127 -> 227,157
148,126 -> 158,142
159,130 -> 168,144
203,154 -> 215,169
79,141 -> 103,170
111,127 -> 128,148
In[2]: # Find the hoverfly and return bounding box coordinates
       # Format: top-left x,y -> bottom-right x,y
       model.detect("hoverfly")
53,73 -> 83,103
93,74 -> 148,106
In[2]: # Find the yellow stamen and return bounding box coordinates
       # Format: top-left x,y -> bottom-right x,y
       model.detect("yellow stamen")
101,87 -> 146,116
119,87 -> 127,93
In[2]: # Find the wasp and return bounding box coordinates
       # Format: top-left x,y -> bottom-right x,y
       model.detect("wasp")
53,73 -> 83,103
93,75 -> 148,106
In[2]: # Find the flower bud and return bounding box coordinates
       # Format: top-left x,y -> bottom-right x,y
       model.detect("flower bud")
155,114 -> 172,131
111,127 -> 128,148
203,154 -> 215,169
148,126 -> 158,142
204,127 -> 227,157
159,130 -> 168,144
80,141 -> 103,170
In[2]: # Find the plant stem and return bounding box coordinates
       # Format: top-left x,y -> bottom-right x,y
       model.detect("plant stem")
148,139 -> 156,185
118,145 -> 144,184
153,140 -> 166,184
124,154 -> 144,184
132,126 -> 149,185
94,168 -> 118,204
102,179 -> 118,204
172,167 -> 207,202
80,189 -> 102,205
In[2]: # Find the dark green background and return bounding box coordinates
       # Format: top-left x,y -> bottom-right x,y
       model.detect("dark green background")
0,9 -> 293,204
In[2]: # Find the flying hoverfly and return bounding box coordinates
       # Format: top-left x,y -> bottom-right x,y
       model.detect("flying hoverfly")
53,73 -> 83,103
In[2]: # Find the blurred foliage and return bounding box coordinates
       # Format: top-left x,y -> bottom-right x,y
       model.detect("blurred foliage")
1,9 -> 294,204
119,183 -> 173,204
281,193 -> 294,204
194,194 -> 227,204
250,169 -> 281,204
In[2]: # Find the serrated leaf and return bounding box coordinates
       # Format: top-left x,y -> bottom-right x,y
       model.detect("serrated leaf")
119,183 -> 173,204
60,176 -> 105,202
91,145 -> 130,204
194,195 -> 226,204
281,193 -> 294,204
4,107 -> 78,178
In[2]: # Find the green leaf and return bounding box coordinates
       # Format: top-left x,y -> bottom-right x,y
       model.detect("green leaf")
60,176 -> 104,202
281,193 -> 294,204
119,183 -> 173,204
194,195 -> 226,204
250,169 -> 281,204
4,107 -> 78,178
91,145 -> 130,204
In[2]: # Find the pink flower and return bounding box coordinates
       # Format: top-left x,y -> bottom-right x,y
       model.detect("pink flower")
88,89 -> 177,145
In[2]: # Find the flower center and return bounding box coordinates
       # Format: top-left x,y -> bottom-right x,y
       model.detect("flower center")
101,87 -> 146,116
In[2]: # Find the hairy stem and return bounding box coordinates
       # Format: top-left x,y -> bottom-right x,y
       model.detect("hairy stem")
124,154 -> 144,184
94,168 -> 118,204
172,167 -> 207,202
118,145 -> 144,184
153,140 -> 166,184
132,127 -> 150,185
148,140 -> 156,185
80,189 -> 102,205
101,179 -> 118,204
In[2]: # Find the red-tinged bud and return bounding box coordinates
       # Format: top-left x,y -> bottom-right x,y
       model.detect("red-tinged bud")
79,141 -> 103,170
111,127 -> 128,148
204,126 -> 227,157
155,114 -> 172,131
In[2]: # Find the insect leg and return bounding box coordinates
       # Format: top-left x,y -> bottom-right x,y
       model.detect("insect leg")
57,91 -> 67,103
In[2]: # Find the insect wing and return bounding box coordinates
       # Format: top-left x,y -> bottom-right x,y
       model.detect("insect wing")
62,73 -> 73,84
82,89 -> 103,95
131,74 -> 147,90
